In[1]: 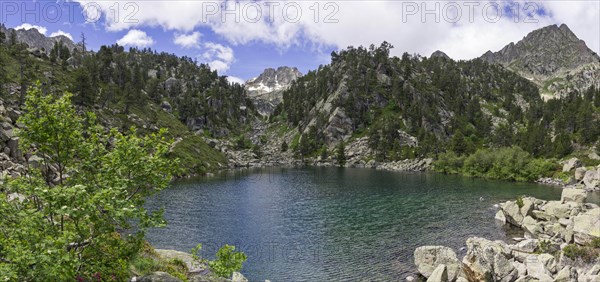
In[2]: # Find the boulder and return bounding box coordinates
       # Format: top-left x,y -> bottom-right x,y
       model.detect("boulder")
524,254 -> 553,281
427,264 -> 448,282
572,208 -> 600,244
538,253 -> 557,274
583,169 -> 600,189
512,261 -> 527,277
501,201 -> 525,227
414,246 -> 461,281
562,158 -> 582,172
554,266 -> 578,282
543,201 -> 575,219
231,272 -> 248,282
575,167 -> 587,181
462,237 -> 516,282
155,249 -> 204,273
512,239 -> 539,253
138,272 -> 182,282
522,216 -> 544,237
7,137 -> 20,159
531,210 -> 554,222
161,101 -> 172,113
495,210 -> 506,224
561,188 -> 587,204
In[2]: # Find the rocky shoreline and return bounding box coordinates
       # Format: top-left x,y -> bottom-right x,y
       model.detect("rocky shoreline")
412,188 -> 600,282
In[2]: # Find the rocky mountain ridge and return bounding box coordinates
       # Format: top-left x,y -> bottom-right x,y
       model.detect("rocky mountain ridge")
0,24 -> 78,54
480,24 -> 600,99
245,66 -> 302,116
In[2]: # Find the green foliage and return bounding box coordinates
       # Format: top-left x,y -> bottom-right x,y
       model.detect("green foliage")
535,240 -> 558,255
435,146 -> 556,182
433,151 -> 464,174
169,135 -> 227,176
516,196 -> 524,209
336,142 -> 346,166
562,244 -> 599,263
235,135 -> 252,150
281,141 -> 288,152
252,144 -> 263,158
0,83 -> 178,281
207,245 -> 247,278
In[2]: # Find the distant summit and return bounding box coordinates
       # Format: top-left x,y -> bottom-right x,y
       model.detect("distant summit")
430,50 -> 450,60
0,24 -> 78,54
480,24 -> 600,98
245,66 -> 302,116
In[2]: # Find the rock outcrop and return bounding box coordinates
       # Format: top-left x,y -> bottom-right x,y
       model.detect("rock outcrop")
414,246 -> 461,281
415,190 -> 599,282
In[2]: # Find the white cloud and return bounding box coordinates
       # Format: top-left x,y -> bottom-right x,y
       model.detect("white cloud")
174,32 -> 202,49
49,30 -> 74,41
226,76 -> 245,85
15,23 -> 47,35
73,0 -> 599,59
116,29 -> 155,47
200,42 -> 235,74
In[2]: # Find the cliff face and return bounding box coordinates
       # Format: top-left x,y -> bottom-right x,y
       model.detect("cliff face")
480,24 -> 600,98
245,66 -> 302,116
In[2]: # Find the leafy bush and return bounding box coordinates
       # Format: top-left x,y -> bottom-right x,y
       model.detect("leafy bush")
208,245 -> 247,278
433,151 -> 464,174
436,146 -> 557,182
0,83 -> 178,281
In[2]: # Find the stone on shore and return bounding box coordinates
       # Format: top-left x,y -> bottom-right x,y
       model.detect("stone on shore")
583,168 -> 600,189
231,272 -> 248,282
500,199 -> 533,227
414,246 -> 461,281
462,237 -> 517,282
575,167 -> 587,181
562,158 -> 582,172
426,264 -> 448,282
561,188 -> 587,204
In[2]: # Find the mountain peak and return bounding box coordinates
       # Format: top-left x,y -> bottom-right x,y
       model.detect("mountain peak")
245,66 -> 303,116
1,25 -> 78,54
480,23 -> 600,98
430,50 -> 450,60
480,24 -> 599,76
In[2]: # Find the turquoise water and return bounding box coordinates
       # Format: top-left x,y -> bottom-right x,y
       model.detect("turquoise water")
145,167 -> 591,281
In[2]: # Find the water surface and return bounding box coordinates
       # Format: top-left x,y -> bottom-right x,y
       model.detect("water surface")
146,167 -> 593,281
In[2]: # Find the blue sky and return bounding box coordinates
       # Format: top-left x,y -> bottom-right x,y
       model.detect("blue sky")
2,1 -> 599,83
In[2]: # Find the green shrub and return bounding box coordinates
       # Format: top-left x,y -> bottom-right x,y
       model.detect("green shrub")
516,196 -> 524,209
562,244 -> 598,263
208,245 -> 247,278
436,146 -> 557,182
433,151 -> 464,174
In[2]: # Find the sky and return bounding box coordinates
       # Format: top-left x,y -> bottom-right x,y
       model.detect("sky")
1,0 -> 599,83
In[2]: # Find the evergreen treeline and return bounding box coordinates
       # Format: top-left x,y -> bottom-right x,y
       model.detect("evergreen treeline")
276,42 -> 600,161
0,28 -> 253,137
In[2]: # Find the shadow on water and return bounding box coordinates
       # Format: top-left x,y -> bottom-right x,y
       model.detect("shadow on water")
146,167 -> 598,281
